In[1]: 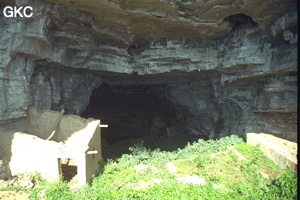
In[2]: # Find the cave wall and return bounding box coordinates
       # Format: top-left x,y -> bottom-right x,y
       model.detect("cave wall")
0,0 -> 297,141
165,75 -> 297,140
30,65 -> 101,114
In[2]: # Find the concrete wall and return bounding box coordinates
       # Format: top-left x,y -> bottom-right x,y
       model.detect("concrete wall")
25,107 -> 61,140
0,127 -> 60,181
247,133 -> 297,172
85,125 -> 102,183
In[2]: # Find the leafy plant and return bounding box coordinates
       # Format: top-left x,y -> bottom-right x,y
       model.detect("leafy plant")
201,38 -> 214,46
266,74 -> 286,84
128,57 -> 135,65
216,48 -> 226,58
257,44 -> 264,53
187,36 -> 214,49
266,77 -> 275,84
127,46 -> 139,56
188,35 -> 201,49
250,168 -> 297,199
275,74 -> 286,82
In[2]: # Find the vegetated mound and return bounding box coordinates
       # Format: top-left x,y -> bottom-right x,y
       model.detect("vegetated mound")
1,135 -> 298,200
102,134 -> 203,160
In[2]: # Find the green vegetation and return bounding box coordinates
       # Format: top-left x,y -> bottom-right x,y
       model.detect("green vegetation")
216,48 -> 226,58
257,86 -> 264,95
128,57 -> 135,65
201,38 -> 214,47
266,74 -> 286,84
275,74 -> 286,82
187,35 -> 214,49
127,47 -> 139,56
1,135 -> 297,200
257,44 -> 264,53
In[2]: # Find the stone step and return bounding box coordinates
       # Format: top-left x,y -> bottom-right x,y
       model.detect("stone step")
247,132 -> 297,172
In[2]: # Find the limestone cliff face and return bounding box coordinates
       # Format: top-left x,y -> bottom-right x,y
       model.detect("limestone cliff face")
0,0 -> 297,141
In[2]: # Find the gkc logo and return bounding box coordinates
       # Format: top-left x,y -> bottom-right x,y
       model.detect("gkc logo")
3,6 -> 33,18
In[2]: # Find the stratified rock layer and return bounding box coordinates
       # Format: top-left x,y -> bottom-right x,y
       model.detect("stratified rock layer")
0,0 -> 297,141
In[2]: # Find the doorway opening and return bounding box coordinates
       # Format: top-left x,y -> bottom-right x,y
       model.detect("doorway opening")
59,158 -> 78,182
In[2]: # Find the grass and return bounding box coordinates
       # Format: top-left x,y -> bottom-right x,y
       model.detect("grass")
1,135 -> 297,200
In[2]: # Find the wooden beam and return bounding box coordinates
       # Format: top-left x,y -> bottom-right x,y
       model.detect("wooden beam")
87,150 -> 98,154
99,124 -> 108,128
47,109 -> 65,141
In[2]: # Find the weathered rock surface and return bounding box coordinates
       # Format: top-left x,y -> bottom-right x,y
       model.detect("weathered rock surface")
0,147 -> 11,180
0,0 -> 297,141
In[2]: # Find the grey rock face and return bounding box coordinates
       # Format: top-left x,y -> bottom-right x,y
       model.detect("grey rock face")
0,148 -> 11,180
0,0 -> 297,141
30,65 -> 101,114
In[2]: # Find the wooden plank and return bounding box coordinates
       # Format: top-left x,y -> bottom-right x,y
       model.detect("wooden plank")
99,124 -> 108,128
87,150 -> 98,154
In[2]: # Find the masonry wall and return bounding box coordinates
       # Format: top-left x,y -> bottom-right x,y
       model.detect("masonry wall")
25,107 -> 62,140
26,106 -> 101,145
0,127 -> 60,181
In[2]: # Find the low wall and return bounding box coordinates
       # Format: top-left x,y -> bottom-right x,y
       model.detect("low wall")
247,133 -> 297,172
0,127 -> 60,181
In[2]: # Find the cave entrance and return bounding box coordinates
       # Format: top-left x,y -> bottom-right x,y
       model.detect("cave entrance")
81,83 -> 177,144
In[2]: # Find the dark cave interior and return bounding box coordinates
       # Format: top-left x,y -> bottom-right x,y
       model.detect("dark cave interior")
81,83 -> 178,144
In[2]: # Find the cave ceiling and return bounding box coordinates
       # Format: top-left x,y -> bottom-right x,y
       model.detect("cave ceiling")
36,0 -> 296,47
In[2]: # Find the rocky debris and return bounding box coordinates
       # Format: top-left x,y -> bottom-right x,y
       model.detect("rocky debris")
166,161 -> 205,185
134,164 -> 158,173
10,173 -> 35,189
176,175 -> 205,185
134,164 -> 148,172
0,172 -> 40,189
166,161 -> 177,174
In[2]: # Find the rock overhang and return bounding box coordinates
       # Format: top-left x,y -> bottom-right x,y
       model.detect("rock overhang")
4,0 -> 294,47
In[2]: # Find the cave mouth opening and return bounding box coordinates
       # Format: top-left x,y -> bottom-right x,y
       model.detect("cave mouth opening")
223,13 -> 258,30
81,82 -> 178,145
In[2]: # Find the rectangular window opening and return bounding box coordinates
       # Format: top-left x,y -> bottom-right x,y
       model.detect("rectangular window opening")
59,158 -> 78,182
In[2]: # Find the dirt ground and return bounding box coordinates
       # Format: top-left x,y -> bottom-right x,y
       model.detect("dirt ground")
0,191 -> 30,200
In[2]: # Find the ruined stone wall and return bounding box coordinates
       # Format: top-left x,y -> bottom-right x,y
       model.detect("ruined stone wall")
0,127 -> 60,181
26,106 -> 101,145
0,107 -> 102,184
25,106 -> 63,140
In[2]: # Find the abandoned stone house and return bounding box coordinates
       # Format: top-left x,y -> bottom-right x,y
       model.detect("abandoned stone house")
0,106 -> 102,185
